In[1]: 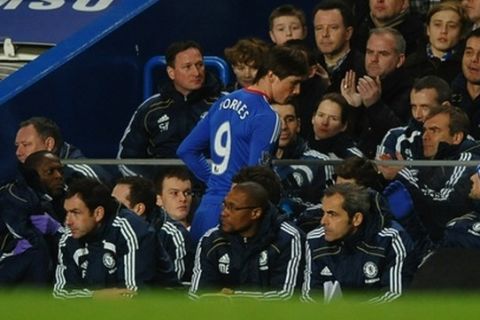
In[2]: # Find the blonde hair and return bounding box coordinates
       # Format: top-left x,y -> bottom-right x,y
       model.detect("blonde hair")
426,1 -> 468,38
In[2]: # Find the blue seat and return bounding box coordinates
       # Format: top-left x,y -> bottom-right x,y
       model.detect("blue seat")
143,55 -> 231,99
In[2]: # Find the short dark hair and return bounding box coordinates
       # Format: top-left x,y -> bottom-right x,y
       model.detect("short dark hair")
312,0 -> 354,28
465,27 -> 480,44
335,156 -> 382,190
19,117 -> 63,154
154,166 -> 192,194
165,40 -> 203,68
272,98 -> 301,121
317,92 -> 349,125
22,151 -> 61,191
232,181 -> 270,213
66,178 -> 117,218
269,4 -> 306,30
232,165 -> 283,205
116,176 -> 156,214
412,75 -> 452,104
286,97 -> 301,118
24,150 -> 60,171
254,45 -> 309,83
283,39 -> 317,66
426,104 -> 470,136
323,183 -> 370,219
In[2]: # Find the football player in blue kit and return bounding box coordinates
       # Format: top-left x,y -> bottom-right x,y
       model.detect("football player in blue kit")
177,45 -> 309,242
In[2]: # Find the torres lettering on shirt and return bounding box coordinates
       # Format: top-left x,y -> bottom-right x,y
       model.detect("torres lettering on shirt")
219,97 -> 250,120
178,88 -> 281,243
178,88 -> 280,196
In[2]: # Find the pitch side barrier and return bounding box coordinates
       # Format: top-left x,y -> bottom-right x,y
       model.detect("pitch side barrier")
61,158 -> 480,167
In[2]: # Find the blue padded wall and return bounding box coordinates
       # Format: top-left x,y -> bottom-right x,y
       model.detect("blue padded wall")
0,0 -> 316,182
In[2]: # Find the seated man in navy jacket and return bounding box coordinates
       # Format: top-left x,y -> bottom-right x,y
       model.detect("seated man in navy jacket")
443,164 -> 480,249
189,182 -> 303,300
272,101 -> 334,208
15,117 -> 112,185
117,40 -> 222,178
302,183 -> 415,303
379,105 -> 480,242
0,164 -> 52,286
53,178 -> 156,298
112,176 -> 192,283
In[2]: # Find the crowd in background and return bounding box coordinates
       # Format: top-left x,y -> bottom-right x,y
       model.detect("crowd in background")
3,0 -> 480,301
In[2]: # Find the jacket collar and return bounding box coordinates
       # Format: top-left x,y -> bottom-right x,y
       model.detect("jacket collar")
160,71 -> 222,103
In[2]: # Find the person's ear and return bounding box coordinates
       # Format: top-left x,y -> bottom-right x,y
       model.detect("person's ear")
167,66 -> 175,81
45,136 -> 55,152
396,54 -> 405,68
156,194 -> 163,207
452,132 -> 464,145
251,208 -> 262,220
132,202 -> 146,216
93,206 -> 105,222
345,26 -> 353,41
352,212 -> 363,227
267,70 -> 276,83
269,31 -> 277,44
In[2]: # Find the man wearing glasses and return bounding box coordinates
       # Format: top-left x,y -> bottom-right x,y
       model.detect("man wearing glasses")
189,182 -> 303,299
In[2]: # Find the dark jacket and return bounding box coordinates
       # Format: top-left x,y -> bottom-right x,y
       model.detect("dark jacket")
275,136 -> 334,206
118,73 -> 222,177
189,205 -> 304,300
309,132 -> 364,160
0,172 -> 55,285
451,74 -> 480,140
442,211 -> 480,249
348,67 -> 413,158
376,119 -> 424,160
58,142 -> 114,185
146,206 -> 194,282
397,139 -> 480,241
318,49 -> 365,94
354,10 -> 424,56
0,175 -> 48,259
53,209 -> 156,298
404,44 -> 463,84
302,193 -> 415,303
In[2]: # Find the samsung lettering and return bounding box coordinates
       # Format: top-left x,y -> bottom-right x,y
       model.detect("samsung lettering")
0,0 -> 113,12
